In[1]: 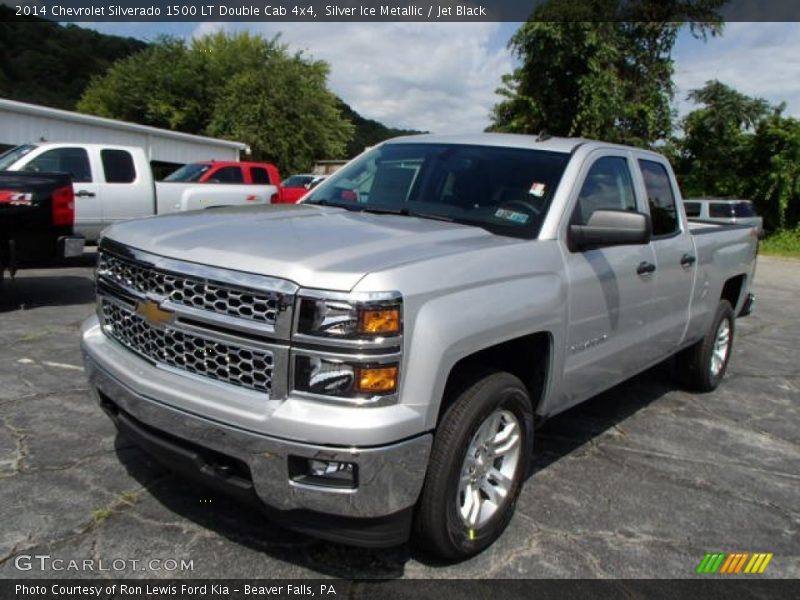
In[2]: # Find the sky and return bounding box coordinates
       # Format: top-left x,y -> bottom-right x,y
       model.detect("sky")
79,21 -> 800,135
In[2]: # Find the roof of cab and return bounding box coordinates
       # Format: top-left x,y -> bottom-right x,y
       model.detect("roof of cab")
385,132 -> 588,153
384,132 -> 666,160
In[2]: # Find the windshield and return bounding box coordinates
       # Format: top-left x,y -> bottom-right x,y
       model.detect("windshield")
163,163 -> 211,182
283,175 -> 314,188
304,143 -> 569,239
0,144 -> 38,170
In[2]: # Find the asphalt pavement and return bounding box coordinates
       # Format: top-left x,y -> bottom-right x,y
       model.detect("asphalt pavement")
0,253 -> 797,579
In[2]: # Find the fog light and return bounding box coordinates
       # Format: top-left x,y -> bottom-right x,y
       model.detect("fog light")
356,366 -> 398,393
288,456 -> 357,489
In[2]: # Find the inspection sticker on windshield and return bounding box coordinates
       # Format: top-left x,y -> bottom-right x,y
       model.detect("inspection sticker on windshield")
529,182 -> 546,197
494,208 -> 529,224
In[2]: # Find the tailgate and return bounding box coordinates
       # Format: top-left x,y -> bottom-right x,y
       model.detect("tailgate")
0,171 -> 72,235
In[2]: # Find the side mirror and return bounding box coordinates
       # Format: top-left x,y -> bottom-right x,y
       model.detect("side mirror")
569,209 -> 651,251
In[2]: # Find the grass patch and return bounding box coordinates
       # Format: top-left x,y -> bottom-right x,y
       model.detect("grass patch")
90,489 -> 142,526
760,228 -> 800,258
91,506 -> 114,525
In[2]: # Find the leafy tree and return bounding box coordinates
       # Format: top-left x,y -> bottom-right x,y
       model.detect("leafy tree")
744,114 -> 800,230
673,80 -> 799,231
0,6 -> 145,110
488,0 -> 725,147
78,32 -> 354,174
674,80 -> 772,197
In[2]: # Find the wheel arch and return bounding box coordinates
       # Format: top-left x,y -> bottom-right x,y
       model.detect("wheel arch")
435,331 -> 553,429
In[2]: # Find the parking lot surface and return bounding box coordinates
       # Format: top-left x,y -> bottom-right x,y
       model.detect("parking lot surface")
0,254 -> 798,579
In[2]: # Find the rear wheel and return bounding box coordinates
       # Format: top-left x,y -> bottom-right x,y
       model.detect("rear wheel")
413,371 -> 533,560
678,300 -> 735,392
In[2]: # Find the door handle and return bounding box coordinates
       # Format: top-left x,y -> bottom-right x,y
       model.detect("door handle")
681,253 -> 696,268
637,261 -> 656,276
75,190 -> 96,198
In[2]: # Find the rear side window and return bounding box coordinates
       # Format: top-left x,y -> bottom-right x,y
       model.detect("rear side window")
732,202 -> 757,217
101,149 -> 136,183
684,202 -> 701,218
573,156 -> 637,225
639,159 -> 679,237
251,167 -> 272,184
24,147 -> 92,183
209,166 -> 244,183
710,202 -> 756,218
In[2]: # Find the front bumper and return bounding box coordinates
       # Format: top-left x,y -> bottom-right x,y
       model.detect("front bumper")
82,321 -> 433,546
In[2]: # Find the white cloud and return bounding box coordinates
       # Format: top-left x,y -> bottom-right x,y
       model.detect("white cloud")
191,22 -> 513,134
674,22 -> 800,118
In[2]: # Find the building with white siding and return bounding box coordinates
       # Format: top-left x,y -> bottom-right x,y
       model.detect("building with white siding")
0,98 -> 249,174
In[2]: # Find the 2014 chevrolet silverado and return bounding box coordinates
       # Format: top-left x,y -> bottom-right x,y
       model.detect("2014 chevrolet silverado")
81,134 -> 758,559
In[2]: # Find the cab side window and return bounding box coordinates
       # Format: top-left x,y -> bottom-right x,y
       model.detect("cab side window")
24,147 -> 92,183
251,167 -> 272,184
209,166 -> 244,183
101,149 -> 136,183
573,156 -> 637,225
639,159 -> 679,236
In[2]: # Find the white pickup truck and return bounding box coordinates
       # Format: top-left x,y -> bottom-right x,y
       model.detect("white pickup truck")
0,143 -> 279,242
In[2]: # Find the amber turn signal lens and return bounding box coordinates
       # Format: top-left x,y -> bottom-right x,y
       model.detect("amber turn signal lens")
358,308 -> 400,335
356,366 -> 398,394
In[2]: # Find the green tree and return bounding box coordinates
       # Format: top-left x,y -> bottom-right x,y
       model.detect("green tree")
673,80 -> 799,231
675,80 -> 772,197
488,0 -> 725,147
745,114 -> 800,230
78,32 -> 353,174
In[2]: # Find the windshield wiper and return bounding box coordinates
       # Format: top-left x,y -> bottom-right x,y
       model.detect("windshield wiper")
357,205 -> 456,223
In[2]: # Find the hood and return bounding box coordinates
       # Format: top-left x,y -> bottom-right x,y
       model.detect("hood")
103,204 -> 521,291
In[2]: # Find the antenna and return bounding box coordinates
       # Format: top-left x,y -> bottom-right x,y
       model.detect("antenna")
536,129 -> 551,142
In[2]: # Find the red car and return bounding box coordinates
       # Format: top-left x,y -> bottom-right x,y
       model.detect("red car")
164,161 -> 283,201
279,174 -> 327,204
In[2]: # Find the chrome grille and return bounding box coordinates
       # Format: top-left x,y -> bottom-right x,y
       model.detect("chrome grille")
101,300 -> 273,393
97,251 -> 280,324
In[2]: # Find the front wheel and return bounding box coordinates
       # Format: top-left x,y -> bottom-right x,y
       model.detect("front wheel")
413,371 -> 533,560
678,299 -> 735,392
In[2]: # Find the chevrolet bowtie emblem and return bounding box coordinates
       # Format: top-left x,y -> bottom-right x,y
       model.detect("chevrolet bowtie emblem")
136,299 -> 173,327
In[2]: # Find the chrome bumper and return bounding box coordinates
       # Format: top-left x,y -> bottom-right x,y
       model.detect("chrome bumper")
82,351 -> 432,519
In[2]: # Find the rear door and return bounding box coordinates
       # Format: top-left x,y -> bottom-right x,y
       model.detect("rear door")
635,157 -> 696,358
97,148 -> 153,229
561,151 -> 657,407
20,146 -> 102,240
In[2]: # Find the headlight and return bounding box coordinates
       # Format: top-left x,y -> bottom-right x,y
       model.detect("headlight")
292,290 -> 402,405
295,290 -> 402,340
294,355 -> 399,399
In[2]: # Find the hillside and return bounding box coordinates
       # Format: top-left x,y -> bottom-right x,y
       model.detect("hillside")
0,7 -> 147,110
0,9 -> 423,157
337,100 -> 424,155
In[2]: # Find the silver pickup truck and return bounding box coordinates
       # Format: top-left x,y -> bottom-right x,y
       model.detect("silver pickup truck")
81,134 -> 758,560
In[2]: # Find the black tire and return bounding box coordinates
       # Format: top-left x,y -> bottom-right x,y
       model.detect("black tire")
413,371 -> 534,561
677,300 -> 735,392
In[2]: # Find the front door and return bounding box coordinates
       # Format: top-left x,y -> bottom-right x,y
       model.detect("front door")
561,153 -> 656,407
